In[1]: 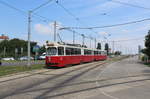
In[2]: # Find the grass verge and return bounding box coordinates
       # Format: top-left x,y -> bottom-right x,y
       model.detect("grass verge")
109,55 -> 129,62
0,64 -> 44,77
144,63 -> 150,67
1,60 -> 44,63
0,55 -> 129,77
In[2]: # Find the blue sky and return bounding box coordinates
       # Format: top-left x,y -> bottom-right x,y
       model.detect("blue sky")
0,0 -> 150,54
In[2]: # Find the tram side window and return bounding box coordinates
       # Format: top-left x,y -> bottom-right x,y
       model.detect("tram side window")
88,50 -> 92,55
84,49 -> 92,55
94,51 -> 98,55
66,47 -> 71,55
84,49 -> 87,55
74,48 -> 81,55
77,48 -> 81,55
71,48 -> 75,55
58,47 -> 64,55
101,51 -> 104,55
98,51 -> 101,55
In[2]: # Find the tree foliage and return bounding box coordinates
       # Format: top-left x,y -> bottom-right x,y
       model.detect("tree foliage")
39,45 -> 46,55
143,30 -> 150,58
114,51 -> 122,55
97,43 -> 101,50
0,38 -> 37,58
105,43 -> 109,55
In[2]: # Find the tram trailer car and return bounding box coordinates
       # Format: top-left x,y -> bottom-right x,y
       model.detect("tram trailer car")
45,42 -> 107,67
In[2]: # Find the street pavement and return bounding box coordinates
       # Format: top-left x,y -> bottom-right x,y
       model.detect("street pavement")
0,56 -> 150,99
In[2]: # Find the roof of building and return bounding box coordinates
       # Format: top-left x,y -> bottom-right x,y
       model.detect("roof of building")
0,34 -> 9,40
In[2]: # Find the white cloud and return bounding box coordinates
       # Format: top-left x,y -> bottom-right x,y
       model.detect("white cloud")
34,22 -> 63,35
34,23 -> 52,35
99,31 -> 107,35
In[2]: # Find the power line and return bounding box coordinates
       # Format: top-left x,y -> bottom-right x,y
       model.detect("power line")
0,0 -> 64,44
31,0 -> 54,12
54,0 -> 150,30
109,0 -> 150,11
55,0 -> 101,39
0,0 -> 54,23
0,0 -> 26,14
64,17 -> 150,29
55,1 -> 80,22
60,26 -> 93,41
101,37 -> 144,42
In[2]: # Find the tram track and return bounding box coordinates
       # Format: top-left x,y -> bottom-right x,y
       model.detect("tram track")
0,57 -> 124,98
36,61 -> 110,99
0,61 -> 107,98
0,61 -> 104,84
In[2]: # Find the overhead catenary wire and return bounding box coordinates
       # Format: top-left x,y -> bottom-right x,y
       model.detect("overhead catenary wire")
55,0 -> 101,39
54,0 -> 150,44
31,0 -> 54,12
0,0 -> 146,45
0,0 -> 26,14
101,36 -> 145,43
59,26 -> 95,43
0,0 -> 54,23
108,0 -> 150,11
0,0 -> 78,43
64,17 -> 150,29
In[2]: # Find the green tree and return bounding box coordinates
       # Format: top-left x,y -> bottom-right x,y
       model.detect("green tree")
97,43 -> 101,50
39,45 -> 46,55
105,43 -> 109,55
0,38 -> 37,58
143,30 -> 150,58
114,51 -> 122,55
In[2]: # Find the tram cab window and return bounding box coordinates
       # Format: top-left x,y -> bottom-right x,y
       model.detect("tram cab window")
58,47 -> 64,55
47,47 -> 57,55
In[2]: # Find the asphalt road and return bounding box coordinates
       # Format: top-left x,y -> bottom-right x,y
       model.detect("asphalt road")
0,56 -> 150,99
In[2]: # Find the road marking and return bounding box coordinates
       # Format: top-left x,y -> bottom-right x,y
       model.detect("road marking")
101,91 -> 119,99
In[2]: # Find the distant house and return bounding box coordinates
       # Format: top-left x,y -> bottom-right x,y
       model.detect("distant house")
0,34 -> 9,42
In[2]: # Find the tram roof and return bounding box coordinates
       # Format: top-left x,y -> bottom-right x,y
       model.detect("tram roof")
46,42 -> 106,51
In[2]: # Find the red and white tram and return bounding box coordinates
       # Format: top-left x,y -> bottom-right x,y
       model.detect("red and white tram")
45,42 -> 107,67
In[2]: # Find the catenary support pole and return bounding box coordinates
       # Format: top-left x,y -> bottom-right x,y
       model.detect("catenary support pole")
27,11 -> 31,66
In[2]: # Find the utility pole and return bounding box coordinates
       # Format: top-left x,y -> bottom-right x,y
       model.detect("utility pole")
81,34 -> 85,46
138,45 -> 141,60
27,11 -> 31,66
73,31 -> 75,44
90,38 -> 91,48
26,1 -> 52,66
54,21 -> 57,42
3,47 -> 6,57
95,38 -> 97,49
112,40 -> 115,54
21,47 -> 23,57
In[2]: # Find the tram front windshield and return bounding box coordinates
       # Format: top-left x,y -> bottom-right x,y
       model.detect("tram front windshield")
47,47 -> 57,55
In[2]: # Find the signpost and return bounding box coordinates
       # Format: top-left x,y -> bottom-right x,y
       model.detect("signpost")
33,45 -> 40,60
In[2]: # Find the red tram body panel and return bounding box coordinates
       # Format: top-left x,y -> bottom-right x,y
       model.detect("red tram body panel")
45,42 -> 107,67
